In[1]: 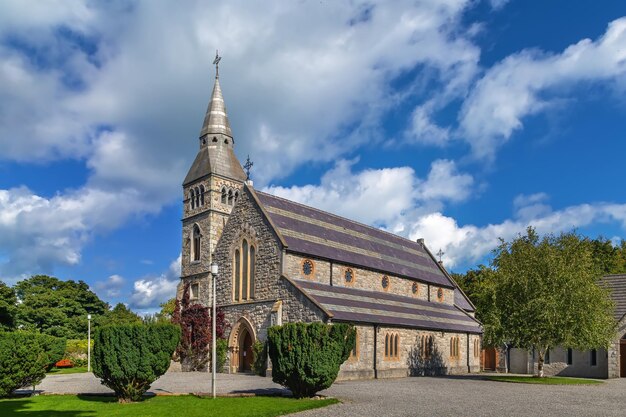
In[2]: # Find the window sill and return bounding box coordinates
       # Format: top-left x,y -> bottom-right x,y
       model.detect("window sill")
190,261 -> 201,265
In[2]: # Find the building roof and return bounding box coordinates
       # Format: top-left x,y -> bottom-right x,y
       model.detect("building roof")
199,77 -> 233,138
183,143 -> 246,185
256,190 -> 456,288
288,278 -> 482,333
599,274 -> 626,321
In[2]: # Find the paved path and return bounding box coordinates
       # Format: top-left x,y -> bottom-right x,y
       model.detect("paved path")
35,372 -> 626,417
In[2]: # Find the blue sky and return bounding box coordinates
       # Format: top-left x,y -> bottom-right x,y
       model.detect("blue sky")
1,0 -> 625,312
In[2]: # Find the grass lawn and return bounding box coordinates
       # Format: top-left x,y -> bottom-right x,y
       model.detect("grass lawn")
0,394 -> 339,417
487,375 -> 603,385
47,366 -> 89,375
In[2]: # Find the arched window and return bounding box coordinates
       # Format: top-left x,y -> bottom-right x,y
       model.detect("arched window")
221,187 -> 227,204
384,332 -> 399,360
233,249 -> 240,300
192,225 -> 201,262
422,334 -> 434,359
450,336 -> 460,358
228,189 -> 234,205
234,191 -> 239,202
232,239 -> 256,301
195,187 -> 200,208
190,189 -> 196,210
199,185 -> 205,206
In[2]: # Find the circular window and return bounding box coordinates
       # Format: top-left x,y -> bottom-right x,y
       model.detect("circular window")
412,282 -> 419,295
437,287 -> 444,301
302,259 -> 314,276
344,268 -> 354,283
381,275 -> 389,290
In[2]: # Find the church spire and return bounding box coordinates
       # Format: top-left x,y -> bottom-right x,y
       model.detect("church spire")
199,51 -> 233,140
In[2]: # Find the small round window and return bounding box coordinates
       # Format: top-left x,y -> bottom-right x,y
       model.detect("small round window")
412,282 -> 419,295
344,268 -> 354,283
302,259 -> 314,276
437,287 -> 444,301
381,275 -> 389,290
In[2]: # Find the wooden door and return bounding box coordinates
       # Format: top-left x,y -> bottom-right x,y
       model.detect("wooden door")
239,329 -> 253,372
483,347 -> 496,371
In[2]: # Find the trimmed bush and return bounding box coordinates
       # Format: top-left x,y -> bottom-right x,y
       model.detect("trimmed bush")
0,332 -> 48,397
252,340 -> 267,376
215,338 -> 228,372
38,334 -> 66,371
92,324 -> 180,403
267,322 -> 355,398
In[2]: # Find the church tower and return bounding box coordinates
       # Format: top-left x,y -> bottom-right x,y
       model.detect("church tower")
179,54 -> 246,304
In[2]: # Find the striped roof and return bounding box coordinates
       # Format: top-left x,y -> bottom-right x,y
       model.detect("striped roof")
256,191 -> 454,288
291,278 -> 482,333
599,274 -> 626,320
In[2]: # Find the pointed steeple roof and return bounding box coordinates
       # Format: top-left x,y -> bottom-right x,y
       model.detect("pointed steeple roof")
199,75 -> 233,139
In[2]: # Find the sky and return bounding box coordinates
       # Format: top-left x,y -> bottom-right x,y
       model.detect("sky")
1,0 -> 626,313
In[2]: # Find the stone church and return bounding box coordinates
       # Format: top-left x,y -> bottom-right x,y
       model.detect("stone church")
177,64 -> 482,379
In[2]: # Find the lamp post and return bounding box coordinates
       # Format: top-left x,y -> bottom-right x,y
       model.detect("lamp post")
210,261 -> 218,399
87,314 -> 92,373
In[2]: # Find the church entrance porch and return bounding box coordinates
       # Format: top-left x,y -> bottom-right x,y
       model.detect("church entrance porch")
228,317 -> 256,373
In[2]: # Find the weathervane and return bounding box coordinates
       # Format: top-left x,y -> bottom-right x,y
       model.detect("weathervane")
436,249 -> 445,263
213,50 -> 222,78
244,155 -> 254,180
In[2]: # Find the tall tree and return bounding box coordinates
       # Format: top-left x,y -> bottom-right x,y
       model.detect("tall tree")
0,281 -> 17,331
97,303 -> 142,327
483,228 -> 615,377
14,275 -> 109,339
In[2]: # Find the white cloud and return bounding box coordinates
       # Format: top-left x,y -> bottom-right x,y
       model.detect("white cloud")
264,158 -> 474,227
129,254 -> 181,311
460,17 -> 626,159
95,274 -> 125,299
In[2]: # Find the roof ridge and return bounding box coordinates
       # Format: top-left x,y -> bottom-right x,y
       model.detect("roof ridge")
256,190 -> 424,249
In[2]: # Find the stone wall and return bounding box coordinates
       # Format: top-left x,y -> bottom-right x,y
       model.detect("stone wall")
509,346 -> 610,378
284,253 -> 453,306
338,326 -> 480,380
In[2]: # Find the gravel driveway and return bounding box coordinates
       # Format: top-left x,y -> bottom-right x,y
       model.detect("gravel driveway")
34,372 -> 626,417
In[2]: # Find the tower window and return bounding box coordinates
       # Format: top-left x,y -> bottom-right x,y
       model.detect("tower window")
190,283 -> 199,299
233,238 -> 256,302
190,189 -> 196,210
195,187 -> 200,208
191,225 -> 201,262
224,139 -> 229,144
212,136 -> 218,143
228,189 -> 234,205
221,187 -> 227,204
199,185 -> 205,206
234,191 -> 239,202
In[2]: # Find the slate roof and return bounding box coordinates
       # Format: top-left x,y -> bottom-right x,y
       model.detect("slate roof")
599,274 -> 626,320
183,144 -> 246,185
199,77 -> 233,138
255,190 -> 456,289
289,278 -> 482,333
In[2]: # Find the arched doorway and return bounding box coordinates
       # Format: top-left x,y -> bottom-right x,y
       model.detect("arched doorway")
619,335 -> 626,378
228,317 -> 256,373
239,327 -> 253,372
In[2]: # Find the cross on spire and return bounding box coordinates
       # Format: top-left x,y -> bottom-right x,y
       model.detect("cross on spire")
436,249 -> 445,263
213,50 -> 222,79
244,155 -> 254,180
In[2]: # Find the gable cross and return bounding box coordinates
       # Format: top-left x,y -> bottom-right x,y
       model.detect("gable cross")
436,249 -> 445,263
213,50 -> 222,78
244,155 -> 254,180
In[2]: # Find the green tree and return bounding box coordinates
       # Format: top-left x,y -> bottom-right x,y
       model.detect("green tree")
483,228 -> 616,377
0,281 -> 17,331
15,275 -> 109,339
92,324 -> 180,402
0,332 -> 48,396
156,298 -> 176,323
97,303 -> 142,327
267,322 -> 355,398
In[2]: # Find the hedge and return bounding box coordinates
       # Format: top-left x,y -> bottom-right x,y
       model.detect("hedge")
92,324 -> 180,402
0,332 -> 49,397
267,322 -> 355,398
38,334 -> 66,371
